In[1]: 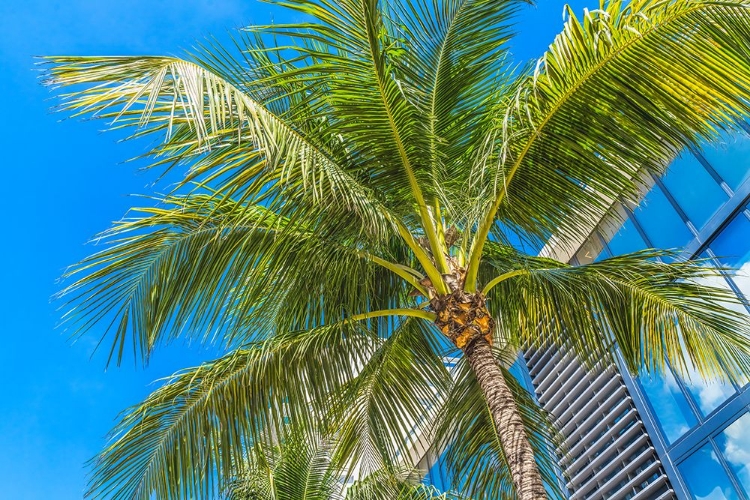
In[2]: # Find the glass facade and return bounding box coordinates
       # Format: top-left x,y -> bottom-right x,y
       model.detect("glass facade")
419,130 -> 750,500
716,413 -> 750,497
639,370 -> 699,445
573,130 -> 750,500
678,442 -> 740,500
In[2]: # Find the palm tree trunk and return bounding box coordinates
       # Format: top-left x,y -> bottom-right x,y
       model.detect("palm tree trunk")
463,337 -> 547,500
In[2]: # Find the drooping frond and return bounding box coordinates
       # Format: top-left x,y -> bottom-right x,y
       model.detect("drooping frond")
226,426 -> 342,500
43,55 -> 393,238
433,354 -> 565,500
226,427 -> 459,500
346,468 -> 463,500
87,321 -> 381,500
484,248 -> 750,381
466,0 -> 750,288
58,192 -> 418,364
331,319 -> 451,475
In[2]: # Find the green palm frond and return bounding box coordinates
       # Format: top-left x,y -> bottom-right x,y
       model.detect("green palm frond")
250,0 -> 451,265
433,354 -> 565,500
388,0 -> 520,197
226,426 -> 342,500
466,0 -> 750,288
331,319 -> 450,475
225,423 -> 459,500
59,192 -> 419,364
43,55 -> 393,238
346,468 -> 462,500
485,248 -> 750,381
87,321 -> 382,499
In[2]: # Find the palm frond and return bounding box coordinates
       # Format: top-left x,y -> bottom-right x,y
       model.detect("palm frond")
226,426 -> 341,500
43,54 -> 393,238
331,319 -> 451,475
347,468 -> 462,500
58,192 -> 418,364
390,0 -> 520,219
466,0 -> 750,289
485,248 -> 750,381
250,0 -> 452,264
86,321 -> 381,500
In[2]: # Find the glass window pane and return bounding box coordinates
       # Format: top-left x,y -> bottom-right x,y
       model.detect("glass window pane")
679,442 -> 740,500
709,209 -> 750,303
691,255 -> 749,388
681,370 -> 736,417
607,218 -> 647,256
662,153 -> 728,230
700,132 -> 750,191
509,357 -> 534,395
695,253 -> 750,316
639,370 -> 698,444
424,454 -> 448,490
716,412 -> 750,496
631,184 -> 694,250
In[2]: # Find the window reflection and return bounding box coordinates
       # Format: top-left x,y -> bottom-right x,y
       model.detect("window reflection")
681,372 -> 735,417
699,133 -> 750,191
715,413 -> 750,496
709,209 -> 750,305
679,442 -> 740,500
632,184 -> 693,251
639,370 -> 698,444
423,454 -> 449,491
662,154 -> 728,230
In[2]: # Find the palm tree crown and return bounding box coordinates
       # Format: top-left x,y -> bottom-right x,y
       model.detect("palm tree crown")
47,0 -> 750,498
225,424 -> 458,500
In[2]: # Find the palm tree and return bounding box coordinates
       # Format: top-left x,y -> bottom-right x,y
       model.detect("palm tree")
47,0 -> 750,498
224,424 -> 455,500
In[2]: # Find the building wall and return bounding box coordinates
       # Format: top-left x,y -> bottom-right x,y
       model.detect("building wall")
421,129 -> 750,499
566,128 -> 750,500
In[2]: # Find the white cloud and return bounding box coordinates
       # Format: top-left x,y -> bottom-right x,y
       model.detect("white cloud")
720,413 -> 750,491
696,485 -> 735,500
731,261 -> 750,307
681,363 -> 735,415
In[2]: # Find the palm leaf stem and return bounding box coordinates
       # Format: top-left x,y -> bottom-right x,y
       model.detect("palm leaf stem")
358,0 -> 450,275
367,254 -> 429,296
482,269 -> 529,294
348,308 -> 436,322
394,219 -> 449,294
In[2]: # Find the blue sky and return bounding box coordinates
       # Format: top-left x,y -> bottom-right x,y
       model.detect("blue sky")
0,1 -> 585,498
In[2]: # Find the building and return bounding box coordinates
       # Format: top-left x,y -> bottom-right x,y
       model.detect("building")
421,128 -> 750,499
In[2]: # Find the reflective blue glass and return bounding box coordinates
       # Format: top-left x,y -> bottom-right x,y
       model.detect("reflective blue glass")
631,184 -> 694,250
424,455 -> 448,490
709,209 -> 750,303
639,370 -> 698,444
715,412 -> 750,496
509,357 -> 535,395
681,373 -> 735,417
662,154 -> 728,230
700,133 -> 750,191
495,222 -> 545,255
679,442 -> 740,500
606,218 -> 647,256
